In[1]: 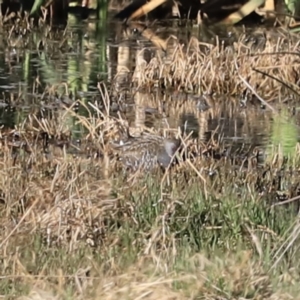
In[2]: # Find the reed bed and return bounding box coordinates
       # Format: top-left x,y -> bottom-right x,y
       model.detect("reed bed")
0,91 -> 300,299
131,30 -> 300,102
0,11 -> 300,300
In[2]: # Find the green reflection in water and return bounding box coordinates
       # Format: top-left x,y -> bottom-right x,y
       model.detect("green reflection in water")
269,109 -> 298,158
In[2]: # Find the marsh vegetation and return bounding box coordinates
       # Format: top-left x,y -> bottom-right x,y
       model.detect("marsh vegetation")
0,1 -> 300,299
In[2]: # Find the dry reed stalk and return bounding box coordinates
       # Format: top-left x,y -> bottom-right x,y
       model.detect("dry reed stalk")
129,33 -> 300,100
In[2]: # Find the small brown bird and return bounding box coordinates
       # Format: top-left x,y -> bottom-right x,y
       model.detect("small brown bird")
111,133 -> 180,171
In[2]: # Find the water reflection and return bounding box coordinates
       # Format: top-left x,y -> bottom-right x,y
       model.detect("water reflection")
121,90 -> 275,146
0,14 -> 298,157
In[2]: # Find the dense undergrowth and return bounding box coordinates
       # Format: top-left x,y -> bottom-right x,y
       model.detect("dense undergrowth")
0,8 -> 300,300
0,102 -> 300,300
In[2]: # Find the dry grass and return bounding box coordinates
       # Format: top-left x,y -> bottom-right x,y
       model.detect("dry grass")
0,89 -> 300,299
127,29 -> 300,101
1,12 -> 300,300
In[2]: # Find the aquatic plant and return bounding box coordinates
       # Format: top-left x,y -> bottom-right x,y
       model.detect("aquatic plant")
1,92 -> 300,299
0,8 -> 300,300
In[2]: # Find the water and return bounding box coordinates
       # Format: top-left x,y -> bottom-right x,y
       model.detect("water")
0,13 -> 299,157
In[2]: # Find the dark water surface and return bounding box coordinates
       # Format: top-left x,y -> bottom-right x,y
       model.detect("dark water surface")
0,14 -> 299,157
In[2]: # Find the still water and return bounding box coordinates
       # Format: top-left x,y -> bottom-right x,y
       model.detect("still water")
0,13 -> 299,157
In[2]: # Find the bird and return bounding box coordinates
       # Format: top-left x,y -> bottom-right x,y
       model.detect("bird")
111,133 -> 181,171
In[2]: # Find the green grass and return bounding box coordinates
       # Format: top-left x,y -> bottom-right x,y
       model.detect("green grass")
1,7 -> 300,300
1,160 -> 300,299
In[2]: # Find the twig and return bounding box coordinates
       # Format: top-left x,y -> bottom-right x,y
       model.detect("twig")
234,59 -> 277,113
